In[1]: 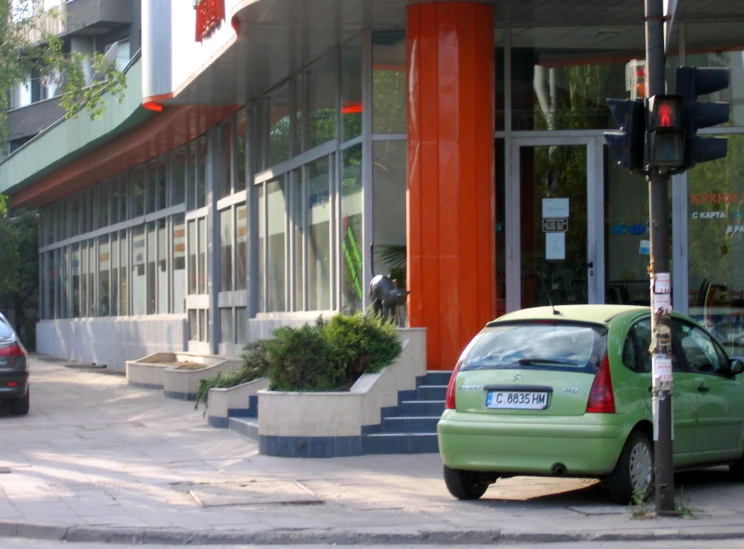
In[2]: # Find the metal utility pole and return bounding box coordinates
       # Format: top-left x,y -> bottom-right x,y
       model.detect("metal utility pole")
645,0 -> 677,515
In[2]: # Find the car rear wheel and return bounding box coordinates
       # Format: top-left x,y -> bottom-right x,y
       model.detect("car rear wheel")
443,465 -> 490,500
607,430 -> 653,505
11,390 -> 29,416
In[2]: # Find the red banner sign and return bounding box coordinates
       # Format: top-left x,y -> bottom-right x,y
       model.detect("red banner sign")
195,0 -> 225,42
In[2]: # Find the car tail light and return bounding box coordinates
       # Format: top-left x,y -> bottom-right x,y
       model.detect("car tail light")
445,361 -> 463,410
0,344 -> 25,357
586,355 -> 615,413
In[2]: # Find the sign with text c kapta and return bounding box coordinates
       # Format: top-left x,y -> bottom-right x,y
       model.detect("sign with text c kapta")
194,0 -> 225,42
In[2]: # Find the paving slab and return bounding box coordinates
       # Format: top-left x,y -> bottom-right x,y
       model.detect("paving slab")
3,355 -> 744,545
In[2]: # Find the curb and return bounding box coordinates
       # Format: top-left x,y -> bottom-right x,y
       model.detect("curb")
3,522 -> 744,545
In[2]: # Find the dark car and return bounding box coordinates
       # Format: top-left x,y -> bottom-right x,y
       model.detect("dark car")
0,313 -> 29,415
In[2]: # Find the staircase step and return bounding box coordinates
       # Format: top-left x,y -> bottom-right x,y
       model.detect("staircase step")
229,417 -> 258,441
424,371 -> 453,385
362,433 -> 439,454
417,385 -> 447,400
382,416 -> 439,434
398,400 -> 446,417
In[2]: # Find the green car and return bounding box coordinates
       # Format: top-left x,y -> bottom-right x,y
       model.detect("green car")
437,304 -> 744,504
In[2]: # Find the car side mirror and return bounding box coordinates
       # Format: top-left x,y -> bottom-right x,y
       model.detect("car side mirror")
730,359 -> 744,376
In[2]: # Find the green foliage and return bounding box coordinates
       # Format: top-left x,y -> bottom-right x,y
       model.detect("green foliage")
324,312 -> 402,377
0,0 -> 127,149
265,323 -> 340,391
194,340 -> 270,409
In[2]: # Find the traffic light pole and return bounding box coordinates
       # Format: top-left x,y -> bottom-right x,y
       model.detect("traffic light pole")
645,0 -> 677,515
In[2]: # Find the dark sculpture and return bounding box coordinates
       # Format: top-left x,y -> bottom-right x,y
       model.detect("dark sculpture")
369,274 -> 410,327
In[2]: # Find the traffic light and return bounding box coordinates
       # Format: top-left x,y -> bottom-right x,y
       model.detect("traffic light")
604,98 -> 646,172
676,67 -> 730,169
646,95 -> 684,169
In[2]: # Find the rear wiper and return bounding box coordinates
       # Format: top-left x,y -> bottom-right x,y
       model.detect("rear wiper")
517,358 -> 577,366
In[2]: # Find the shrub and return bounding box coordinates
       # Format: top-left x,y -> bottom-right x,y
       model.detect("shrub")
265,323 -> 341,391
194,340 -> 270,410
324,312 -> 402,378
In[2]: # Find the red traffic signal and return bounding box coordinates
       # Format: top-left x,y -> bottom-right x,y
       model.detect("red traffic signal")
646,95 -> 685,169
647,95 -> 682,131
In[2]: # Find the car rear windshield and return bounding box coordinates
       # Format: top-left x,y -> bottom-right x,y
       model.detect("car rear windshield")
0,318 -> 13,341
460,321 -> 607,373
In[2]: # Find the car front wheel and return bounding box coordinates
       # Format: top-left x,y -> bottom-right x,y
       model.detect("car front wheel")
607,430 -> 654,505
443,465 -> 490,500
11,390 -> 29,416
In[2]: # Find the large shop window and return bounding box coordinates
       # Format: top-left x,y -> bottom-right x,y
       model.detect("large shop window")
173,215 -> 186,313
309,54 -> 337,149
307,158 -> 331,310
372,31 -> 406,134
372,141 -> 406,285
268,85 -> 291,167
133,226 -> 146,315
342,144 -> 363,313
688,134 -> 744,354
266,177 -> 287,312
220,209 -> 233,292
341,38 -> 362,142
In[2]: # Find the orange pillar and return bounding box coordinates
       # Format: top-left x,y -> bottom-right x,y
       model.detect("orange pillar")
407,2 -> 496,371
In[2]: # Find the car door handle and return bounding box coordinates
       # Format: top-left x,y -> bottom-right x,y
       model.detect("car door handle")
698,384 -> 710,393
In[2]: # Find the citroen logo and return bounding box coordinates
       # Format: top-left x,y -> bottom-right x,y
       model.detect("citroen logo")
513,373 -> 523,381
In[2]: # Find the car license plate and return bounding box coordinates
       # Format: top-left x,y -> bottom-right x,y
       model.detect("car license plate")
486,391 -> 548,410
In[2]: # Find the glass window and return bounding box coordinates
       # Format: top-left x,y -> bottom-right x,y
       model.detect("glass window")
197,137 -> 207,209
111,233 -> 118,316
372,31 -> 406,134
688,134 -> 744,353
341,37 -> 362,142
119,230 -> 128,315
309,54 -> 337,148
173,215 -> 186,314
292,171 -> 304,310
342,145 -> 363,312
47,252 -> 56,320
220,308 -> 234,344
132,226 -> 146,315
60,247 -> 68,318
198,217 -> 207,294
158,218 -> 168,314
71,244 -> 80,317
189,309 -> 198,341
294,73 -> 305,155
188,141 -> 198,211
267,177 -> 286,312
147,222 -> 157,314
199,309 -> 209,342
674,319 -> 729,376
268,84 -> 291,166
308,158 -> 331,310
87,239 -> 95,317
373,141 -> 407,287
110,179 -> 119,225
133,168 -> 146,217
236,307 -> 248,344
220,208 -> 233,292
235,111 -> 247,192
173,147 -> 187,205
119,175 -> 129,221
219,120 -> 232,199
146,162 -> 157,214
236,204 -> 247,291
98,181 -> 110,229
257,184 -> 266,312
99,235 -> 110,316
80,240 -> 88,317
188,220 -> 197,295
623,319 -> 652,373
157,157 -> 167,210
510,26 -> 642,131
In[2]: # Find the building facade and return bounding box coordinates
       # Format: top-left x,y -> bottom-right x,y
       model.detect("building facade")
2,0 -> 744,370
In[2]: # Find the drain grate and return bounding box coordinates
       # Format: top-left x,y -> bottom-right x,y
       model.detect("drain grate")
188,480 -> 322,508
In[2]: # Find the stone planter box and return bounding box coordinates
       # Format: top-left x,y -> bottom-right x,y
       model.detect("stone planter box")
126,352 -> 243,400
206,377 -> 270,428
257,328 -> 426,458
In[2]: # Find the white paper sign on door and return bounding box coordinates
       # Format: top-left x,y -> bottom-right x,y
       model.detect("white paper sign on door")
542,198 -> 570,219
545,232 -> 566,260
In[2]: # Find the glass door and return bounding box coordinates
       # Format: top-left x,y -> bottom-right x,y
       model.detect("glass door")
507,137 -> 605,312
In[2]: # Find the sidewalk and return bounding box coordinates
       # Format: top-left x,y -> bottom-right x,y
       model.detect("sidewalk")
1,355 -> 744,545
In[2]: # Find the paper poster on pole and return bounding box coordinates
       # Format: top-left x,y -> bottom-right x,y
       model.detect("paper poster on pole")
542,198 -> 570,219
655,273 -> 671,294
653,355 -> 673,382
654,293 -> 672,315
545,232 -> 566,260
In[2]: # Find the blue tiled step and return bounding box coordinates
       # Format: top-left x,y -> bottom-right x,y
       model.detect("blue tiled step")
382,416 -> 440,434
417,385 -> 447,400
422,371 -> 453,386
397,400 -> 446,417
229,417 -> 259,441
362,433 -> 439,454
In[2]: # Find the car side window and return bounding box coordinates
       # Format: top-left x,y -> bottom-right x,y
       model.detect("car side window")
624,319 -> 652,373
674,320 -> 727,376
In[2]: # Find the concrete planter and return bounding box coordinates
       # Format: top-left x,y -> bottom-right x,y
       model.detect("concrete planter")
206,377 -> 270,428
126,352 -> 243,400
257,328 -> 426,457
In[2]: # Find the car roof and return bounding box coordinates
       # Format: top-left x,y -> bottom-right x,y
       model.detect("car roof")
490,304 -> 648,326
